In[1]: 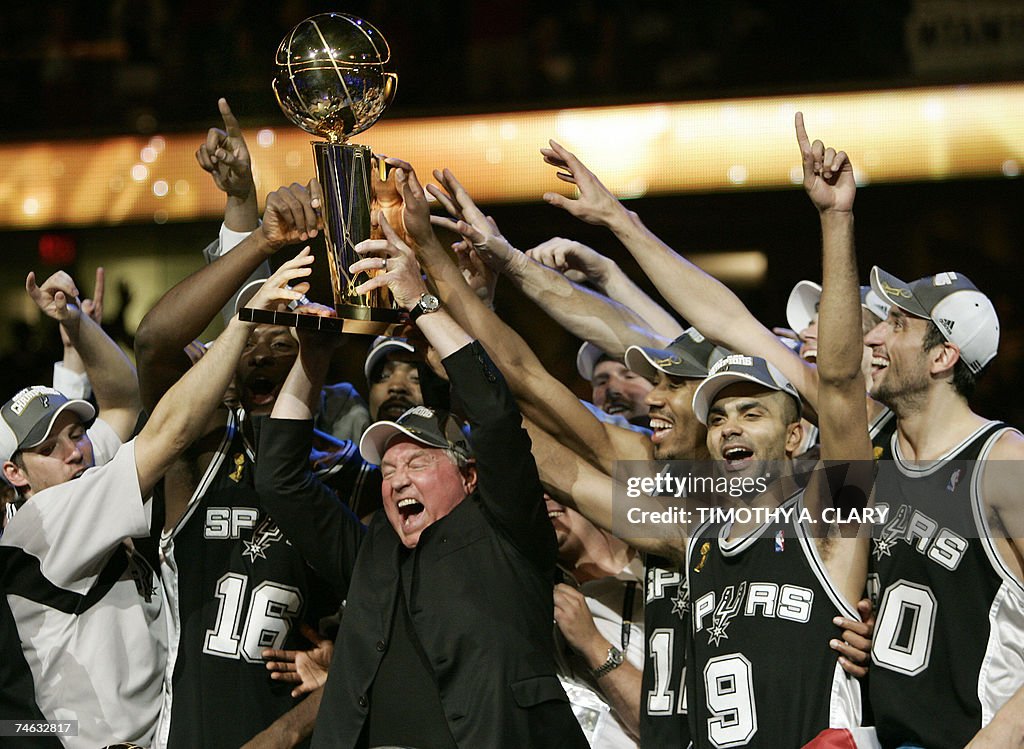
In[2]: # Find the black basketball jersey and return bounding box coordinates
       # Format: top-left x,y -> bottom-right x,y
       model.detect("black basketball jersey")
868,421 -> 1024,748
686,495 -> 862,748
640,553 -> 692,748
159,409 -> 358,748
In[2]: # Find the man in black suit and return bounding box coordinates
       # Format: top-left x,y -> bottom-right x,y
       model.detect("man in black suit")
254,206 -> 587,748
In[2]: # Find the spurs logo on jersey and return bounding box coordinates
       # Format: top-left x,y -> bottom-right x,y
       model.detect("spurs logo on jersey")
693,581 -> 814,646
205,506 -> 259,539
241,516 -> 285,563
871,501 -> 969,570
647,564 -> 689,618
126,545 -> 158,602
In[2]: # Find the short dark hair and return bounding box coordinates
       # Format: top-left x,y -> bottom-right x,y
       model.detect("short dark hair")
779,393 -> 801,427
923,321 -> 977,399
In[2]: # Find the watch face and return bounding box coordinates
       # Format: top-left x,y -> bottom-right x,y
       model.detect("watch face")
420,294 -> 440,312
610,647 -> 624,665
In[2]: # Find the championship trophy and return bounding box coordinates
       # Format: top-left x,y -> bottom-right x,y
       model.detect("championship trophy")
241,13 -> 401,335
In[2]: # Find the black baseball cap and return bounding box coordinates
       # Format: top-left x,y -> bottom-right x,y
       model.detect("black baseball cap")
692,354 -> 801,425
359,405 -> 472,466
624,327 -> 727,381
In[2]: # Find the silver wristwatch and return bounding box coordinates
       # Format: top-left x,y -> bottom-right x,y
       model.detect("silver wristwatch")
409,292 -> 441,322
590,645 -> 625,679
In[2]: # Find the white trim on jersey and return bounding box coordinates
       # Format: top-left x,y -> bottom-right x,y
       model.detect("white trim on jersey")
157,408 -> 237,749
715,496 -> 800,557
961,425 -> 1024,727
162,408 -> 237,542
891,420 -> 998,479
794,506 -> 861,621
827,660 -> 863,729
686,518 -> 714,638
978,583 -> 1024,725
236,407 -> 258,462
969,426 -> 1024,598
868,406 -> 894,440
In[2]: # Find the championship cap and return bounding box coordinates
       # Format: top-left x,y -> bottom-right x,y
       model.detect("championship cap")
870,267 -> 999,374
624,328 -> 726,381
786,280 -> 891,334
691,355 -> 801,425
0,386 -> 96,463
364,336 -> 417,382
359,405 -> 472,466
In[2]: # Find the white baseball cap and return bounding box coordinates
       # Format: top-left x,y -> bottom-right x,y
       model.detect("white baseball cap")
786,280 -> 890,334
870,267 -> 998,374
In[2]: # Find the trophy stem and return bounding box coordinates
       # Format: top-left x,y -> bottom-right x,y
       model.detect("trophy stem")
312,141 -> 404,335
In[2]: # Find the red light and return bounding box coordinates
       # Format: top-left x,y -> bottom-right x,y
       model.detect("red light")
38,234 -> 77,265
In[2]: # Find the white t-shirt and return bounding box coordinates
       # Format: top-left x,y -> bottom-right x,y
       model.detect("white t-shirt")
557,557 -> 645,749
0,439 -> 167,749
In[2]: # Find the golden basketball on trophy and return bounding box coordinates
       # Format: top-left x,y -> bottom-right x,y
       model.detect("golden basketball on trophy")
261,12 -> 402,335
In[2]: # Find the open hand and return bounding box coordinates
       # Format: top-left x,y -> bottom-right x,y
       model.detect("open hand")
262,622 -> 333,698
428,168 -> 520,273
350,214 -> 428,310
540,140 -> 627,228
245,248 -> 315,311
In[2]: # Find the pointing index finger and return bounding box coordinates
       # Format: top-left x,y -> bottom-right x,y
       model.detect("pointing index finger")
795,112 -> 811,156
219,98 -> 242,137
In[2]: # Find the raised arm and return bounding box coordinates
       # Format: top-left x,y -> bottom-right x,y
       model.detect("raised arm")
800,112 -> 869,464
353,214 -> 556,559
797,113 -> 874,608
254,306 -> 364,594
541,140 -> 818,405
196,97 -> 259,233
52,266 -> 103,399
135,180 -> 323,410
525,419 -> 687,562
386,163 -> 651,473
27,270 -> 139,441
196,98 -> 272,325
526,237 -> 684,340
134,251 -> 314,496
428,172 -> 670,357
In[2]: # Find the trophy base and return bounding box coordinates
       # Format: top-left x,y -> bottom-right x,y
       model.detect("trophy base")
238,305 -> 406,337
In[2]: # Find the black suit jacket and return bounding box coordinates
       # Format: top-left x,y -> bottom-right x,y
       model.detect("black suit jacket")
256,341 -> 588,749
